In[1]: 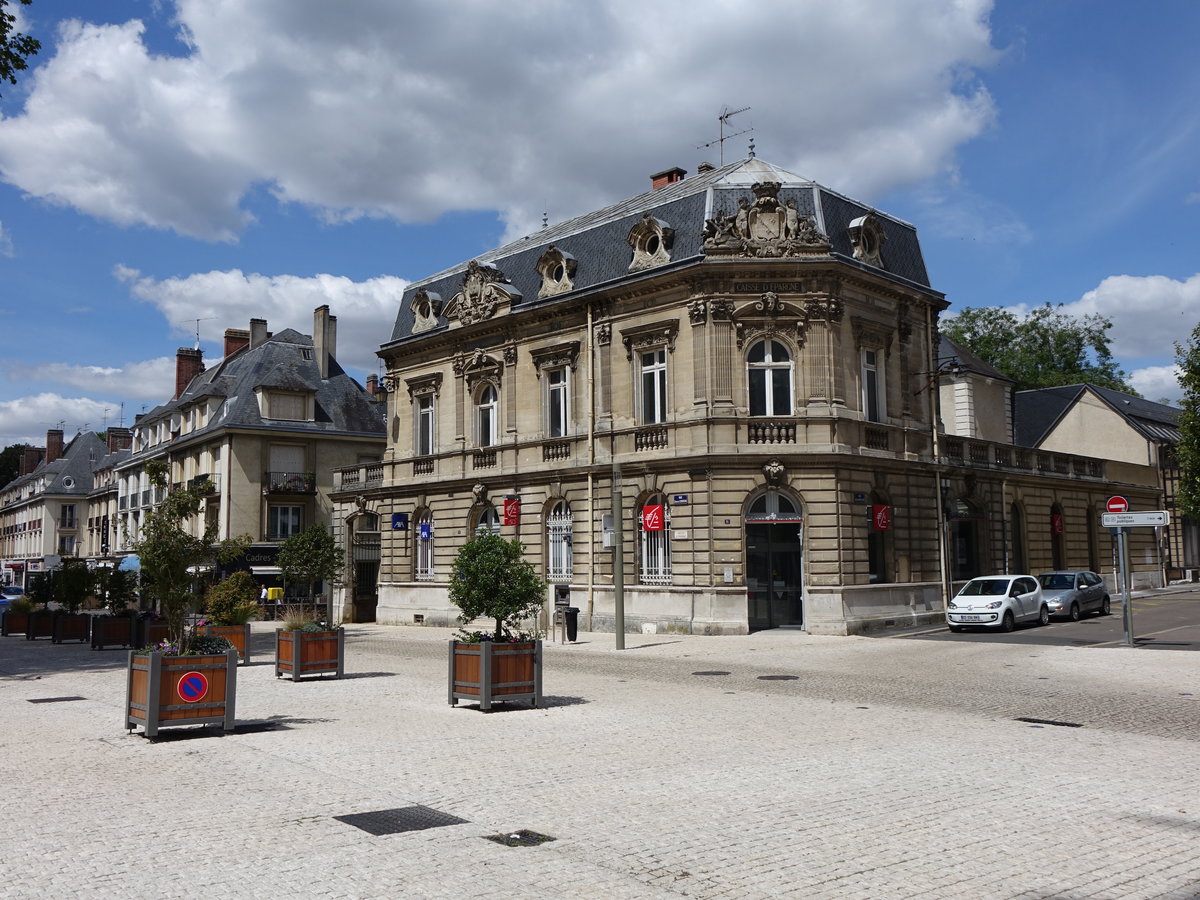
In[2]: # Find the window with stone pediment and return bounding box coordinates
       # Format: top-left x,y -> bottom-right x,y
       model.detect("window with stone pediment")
474,382 -> 499,448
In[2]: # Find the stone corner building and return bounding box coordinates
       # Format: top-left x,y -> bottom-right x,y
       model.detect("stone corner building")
339,157 -> 1161,635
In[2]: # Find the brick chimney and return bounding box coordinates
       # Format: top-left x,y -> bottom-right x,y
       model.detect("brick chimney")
175,348 -> 205,399
223,328 -> 250,358
106,427 -> 132,453
366,374 -> 378,396
249,318 -> 269,349
697,161 -> 715,174
314,305 -> 337,380
45,429 -> 64,464
20,446 -> 44,476
650,166 -> 686,190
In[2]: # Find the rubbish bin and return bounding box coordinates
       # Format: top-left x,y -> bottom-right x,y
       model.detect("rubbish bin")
564,607 -> 579,642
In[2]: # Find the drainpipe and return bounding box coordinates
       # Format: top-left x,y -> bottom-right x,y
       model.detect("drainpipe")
586,301 -> 595,630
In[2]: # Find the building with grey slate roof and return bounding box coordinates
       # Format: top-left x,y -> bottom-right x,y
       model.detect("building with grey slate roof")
112,307 -> 385,599
342,157 -> 1164,634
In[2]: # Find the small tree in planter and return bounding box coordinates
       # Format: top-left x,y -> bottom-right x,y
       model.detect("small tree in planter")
274,604 -> 344,682
197,570 -> 259,664
447,534 -> 546,711
277,523 -> 343,623
90,566 -> 140,649
51,558 -> 95,643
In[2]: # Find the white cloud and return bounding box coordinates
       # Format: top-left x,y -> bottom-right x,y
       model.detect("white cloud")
1060,272 -> 1200,360
0,393 -> 125,445
116,266 -> 408,378
7,357 -> 173,401
1129,365 -> 1182,406
0,0 -> 1000,242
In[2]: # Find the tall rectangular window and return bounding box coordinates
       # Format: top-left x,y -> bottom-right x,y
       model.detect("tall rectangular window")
416,394 -> 435,456
639,349 -> 668,425
546,368 -> 569,438
59,504 -> 76,529
268,505 -> 303,540
862,349 -> 885,423
415,511 -> 435,580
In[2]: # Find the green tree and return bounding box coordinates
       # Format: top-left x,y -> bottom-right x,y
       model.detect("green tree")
277,523 -> 343,622
94,565 -> 138,614
203,570 -> 260,625
53,557 -> 94,613
1174,322 -> 1200,517
1,0 -> 40,97
448,533 -> 545,641
0,443 -> 33,489
941,303 -> 1136,394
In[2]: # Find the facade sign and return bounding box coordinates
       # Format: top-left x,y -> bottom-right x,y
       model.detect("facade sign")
871,504 -> 891,531
1101,511 -> 1169,527
1051,513 -> 1064,535
672,494 -> 689,505
391,512 -> 409,531
419,522 -> 433,540
642,505 -> 665,531
503,497 -> 521,526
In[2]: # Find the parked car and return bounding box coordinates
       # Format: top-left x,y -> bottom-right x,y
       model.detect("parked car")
1,585 -> 24,601
946,574 -> 1049,633
1037,570 -> 1111,620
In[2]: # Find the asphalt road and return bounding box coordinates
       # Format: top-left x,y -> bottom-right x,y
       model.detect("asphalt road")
895,589 -> 1200,651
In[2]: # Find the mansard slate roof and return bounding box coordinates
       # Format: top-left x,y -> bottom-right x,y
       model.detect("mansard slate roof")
1013,384 -> 1181,448
938,335 -> 1011,382
385,157 -> 936,348
132,330 -> 384,448
5,432 -> 108,497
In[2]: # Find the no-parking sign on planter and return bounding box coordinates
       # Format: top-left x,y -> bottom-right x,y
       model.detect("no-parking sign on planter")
177,671 -> 209,703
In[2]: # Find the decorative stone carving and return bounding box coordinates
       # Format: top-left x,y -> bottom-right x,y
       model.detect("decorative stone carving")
851,317 -> 892,352
756,291 -> 782,316
848,214 -> 887,269
802,296 -> 844,325
404,372 -> 443,400
687,298 -> 708,325
410,288 -> 443,335
595,322 -> 612,346
472,483 -> 489,502
444,260 -> 521,326
620,320 -> 680,361
896,301 -> 913,345
457,348 -> 503,391
504,345 -> 517,366
762,458 -> 787,486
703,182 -> 831,258
530,341 -> 581,376
536,245 -> 577,299
627,213 -> 674,271
709,299 -> 734,322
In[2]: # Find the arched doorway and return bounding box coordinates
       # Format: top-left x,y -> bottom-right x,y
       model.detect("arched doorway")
1050,502 -> 1066,570
745,490 -> 804,631
345,503 -> 380,623
949,498 -> 984,581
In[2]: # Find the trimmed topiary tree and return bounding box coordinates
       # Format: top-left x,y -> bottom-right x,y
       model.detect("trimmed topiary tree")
449,533 -> 545,641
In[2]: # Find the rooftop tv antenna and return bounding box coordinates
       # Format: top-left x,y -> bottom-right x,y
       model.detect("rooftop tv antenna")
697,106 -> 752,166
183,316 -> 217,350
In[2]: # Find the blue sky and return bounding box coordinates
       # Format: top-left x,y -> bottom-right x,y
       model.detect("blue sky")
2,0 -> 1198,446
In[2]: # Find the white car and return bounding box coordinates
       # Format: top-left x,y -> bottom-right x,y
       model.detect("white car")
946,575 -> 1049,633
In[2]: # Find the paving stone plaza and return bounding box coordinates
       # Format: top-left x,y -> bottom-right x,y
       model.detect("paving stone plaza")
2,618 -> 1198,899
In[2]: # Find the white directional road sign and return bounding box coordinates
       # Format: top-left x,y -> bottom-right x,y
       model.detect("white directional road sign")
1101,511 -> 1169,527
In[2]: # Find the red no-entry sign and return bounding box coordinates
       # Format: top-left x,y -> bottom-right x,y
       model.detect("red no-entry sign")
1106,496 -> 1129,514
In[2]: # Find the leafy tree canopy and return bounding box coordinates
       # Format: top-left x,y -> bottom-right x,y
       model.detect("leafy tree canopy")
1,0 -> 40,96
277,523 -> 343,619
449,533 -> 545,641
940,303 -> 1137,394
0,443 -> 33,489
1174,323 -> 1200,518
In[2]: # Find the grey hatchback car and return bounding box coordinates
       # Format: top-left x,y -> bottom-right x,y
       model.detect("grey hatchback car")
1037,570 -> 1111,621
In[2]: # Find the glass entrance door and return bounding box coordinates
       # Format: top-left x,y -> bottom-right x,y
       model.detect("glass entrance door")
745,492 -> 804,631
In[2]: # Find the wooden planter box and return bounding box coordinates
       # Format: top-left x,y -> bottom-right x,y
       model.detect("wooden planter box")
196,623 -> 251,665
126,649 -> 238,737
275,628 -> 344,681
137,619 -> 169,647
91,615 -> 137,650
1,609 -> 29,636
448,640 -> 542,711
26,610 -> 56,641
52,612 -> 91,644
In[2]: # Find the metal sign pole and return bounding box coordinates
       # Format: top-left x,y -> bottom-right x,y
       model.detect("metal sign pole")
1119,527 -> 1134,648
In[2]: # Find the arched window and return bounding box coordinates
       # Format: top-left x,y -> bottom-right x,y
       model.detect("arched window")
1050,502 -> 1066,570
415,509 -> 434,580
747,339 -> 793,416
474,505 -> 500,536
475,383 -> 498,447
638,492 -> 671,583
867,491 -> 891,584
547,500 -> 573,582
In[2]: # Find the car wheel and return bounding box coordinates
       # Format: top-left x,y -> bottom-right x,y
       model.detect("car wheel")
1000,610 -> 1015,633
1099,595 -> 1111,616
1069,602 -> 1080,622
1039,605 -> 1050,626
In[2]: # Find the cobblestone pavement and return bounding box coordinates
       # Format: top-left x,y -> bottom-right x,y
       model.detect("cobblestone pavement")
1,621 -> 1198,899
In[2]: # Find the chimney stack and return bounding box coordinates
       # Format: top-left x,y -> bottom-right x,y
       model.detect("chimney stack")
107,427 -> 132,453
314,305 -> 337,380
223,328 -> 250,358
20,446 -> 44,476
249,318 -> 269,349
366,374 -> 378,396
175,348 -> 205,399
697,161 -> 715,174
650,166 -> 687,190
45,429 -> 64,464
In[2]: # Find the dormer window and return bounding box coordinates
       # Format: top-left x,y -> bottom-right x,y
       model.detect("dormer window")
264,390 -> 312,421
627,213 -> 674,271
536,246 -> 577,299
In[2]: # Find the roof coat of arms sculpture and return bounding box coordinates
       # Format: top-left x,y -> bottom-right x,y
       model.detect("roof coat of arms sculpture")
443,260 -> 521,326
703,182 -> 831,259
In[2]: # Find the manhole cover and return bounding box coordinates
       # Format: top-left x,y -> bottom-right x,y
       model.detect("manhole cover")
1014,717 -> 1083,728
692,670 -> 730,676
27,696 -> 86,704
335,806 -> 468,835
757,675 -> 798,681
484,829 -> 556,847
